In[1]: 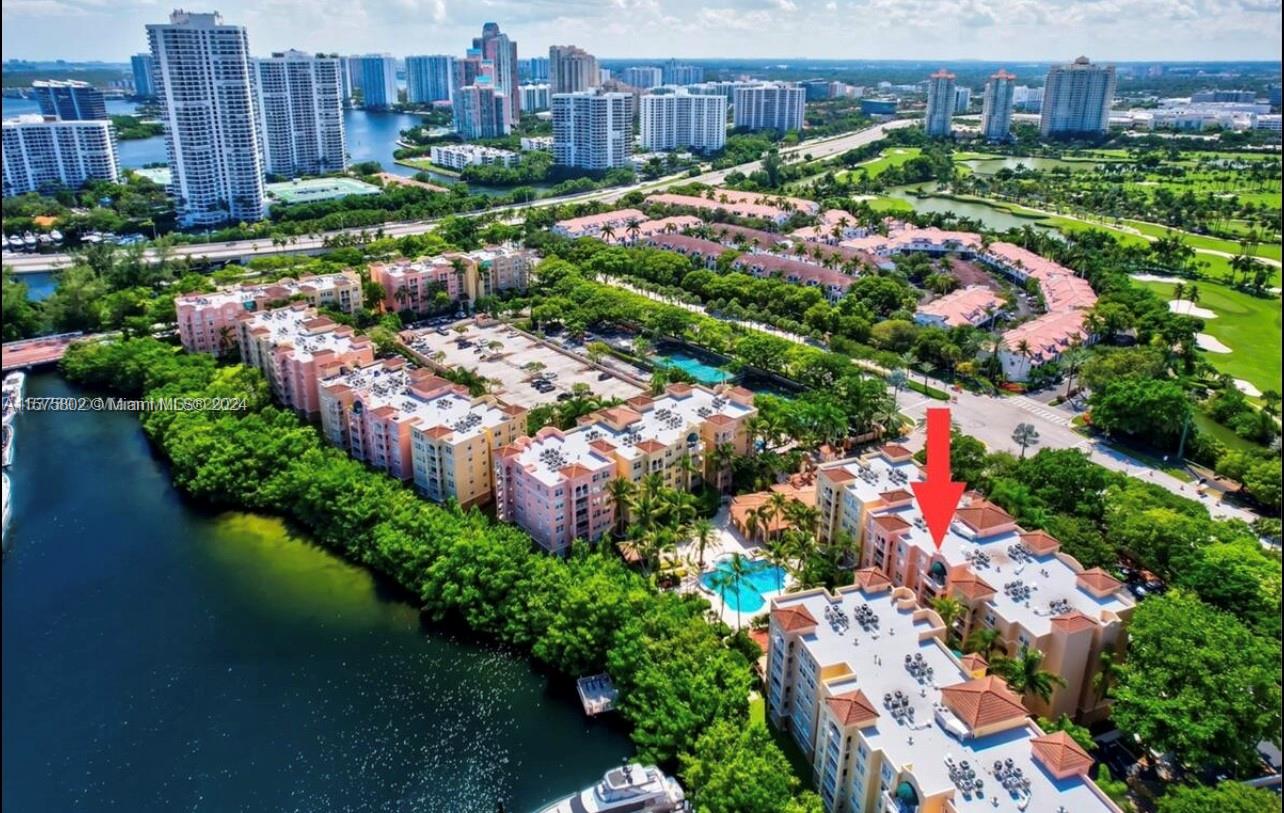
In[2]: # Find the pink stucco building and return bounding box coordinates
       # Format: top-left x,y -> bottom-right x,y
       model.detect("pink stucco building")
236,303 -> 374,418
370,247 -> 535,315
176,271 -> 363,355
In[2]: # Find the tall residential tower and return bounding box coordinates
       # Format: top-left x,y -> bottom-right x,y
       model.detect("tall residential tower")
349,54 -> 398,109
923,69 -> 956,137
147,10 -> 265,226
1040,57 -> 1116,137
552,90 -> 632,170
549,45 -> 599,94
473,23 -> 519,124
981,69 -> 1017,141
253,50 -> 346,177
405,55 -> 455,104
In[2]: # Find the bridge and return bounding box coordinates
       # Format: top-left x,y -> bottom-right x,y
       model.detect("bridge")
1,332 -> 102,372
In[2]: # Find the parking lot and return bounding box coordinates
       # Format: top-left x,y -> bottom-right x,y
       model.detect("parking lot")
401,320 -> 646,409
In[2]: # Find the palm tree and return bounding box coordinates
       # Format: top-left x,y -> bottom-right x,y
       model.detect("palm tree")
965,627 -> 1004,660
724,553 -> 752,631
1060,345 -> 1089,399
711,442 -> 738,492
992,646 -> 1066,705
605,477 -> 636,537
1012,422 -> 1040,459
708,568 -> 734,625
763,537 -> 793,592
767,491 -> 792,541
1092,649 -> 1121,702
691,518 -> 715,569
600,224 -> 617,243
931,596 -> 967,647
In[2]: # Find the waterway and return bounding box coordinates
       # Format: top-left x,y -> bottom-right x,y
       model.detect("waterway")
884,183 -> 1055,233
959,156 -> 1104,175
3,372 -> 632,812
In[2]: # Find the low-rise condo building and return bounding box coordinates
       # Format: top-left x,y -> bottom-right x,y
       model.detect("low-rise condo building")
428,144 -> 519,171
767,580 -> 1122,813
495,383 -> 756,553
318,358 -> 525,503
552,208 -> 647,238
840,225 -> 983,257
915,286 -> 1005,329
236,303 -> 374,418
731,254 -> 856,302
176,271 -> 364,355
815,444 -> 1134,722
790,210 -> 867,243
371,247 -> 535,314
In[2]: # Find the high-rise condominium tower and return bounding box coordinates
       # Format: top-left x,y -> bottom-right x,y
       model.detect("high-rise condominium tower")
981,69 -> 1017,141
732,83 -> 805,132
33,80 -> 107,120
473,23 -> 519,124
406,55 -> 455,104
147,10 -> 265,226
923,69 -> 956,137
1040,57 -> 1116,137
3,116 -> 120,196
453,85 -> 510,139
253,50 -> 346,177
131,54 -> 156,98
349,54 -> 398,109
548,46 -> 599,95
639,90 -> 726,151
552,90 -> 631,170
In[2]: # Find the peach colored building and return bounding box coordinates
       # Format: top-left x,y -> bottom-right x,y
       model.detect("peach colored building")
768,580 -> 1122,813
494,383 -> 757,553
915,285 -> 1005,329
552,208 -> 647,238
317,358 -> 524,504
815,445 -> 1134,722
371,246 -> 536,316
790,209 -> 866,243
731,253 -> 856,302
236,304 -> 374,418
176,271 -> 363,356
840,225 -> 982,257
645,192 -> 795,224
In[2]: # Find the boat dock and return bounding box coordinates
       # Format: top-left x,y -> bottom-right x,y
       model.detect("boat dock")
576,673 -> 619,716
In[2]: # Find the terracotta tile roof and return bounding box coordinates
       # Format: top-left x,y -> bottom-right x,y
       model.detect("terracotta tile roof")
940,676 -> 1028,730
854,567 -> 893,592
1077,567 -> 1123,595
827,689 -> 879,728
955,501 -> 1015,534
559,463 -> 596,479
879,489 -> 914,503
706,413 -> 735,426
947,564 -> 997,600
1030,730 -> 1094,778
1050,611 -> 1099,633
772,603 -> 819,632
1019,530 -> 1061,556
880,443 -> 913,460
666,382 -> 693,395
872,513 -> 912,534
424,425 -> 454,439
626,395 -> 655,409
822,467 -> 859,484
725,385 -> 755,399
635,439 -> 666,454
959,652 -> 989,676
590,439 -> 617,453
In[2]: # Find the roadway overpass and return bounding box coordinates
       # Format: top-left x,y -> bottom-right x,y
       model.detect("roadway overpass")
1,120 -> 914,275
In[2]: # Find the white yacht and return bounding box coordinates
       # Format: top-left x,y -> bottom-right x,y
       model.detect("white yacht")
535,762 -> 688,813
3,371 -> 24,414
2,471 -> 11,545
1,424 -> 12,468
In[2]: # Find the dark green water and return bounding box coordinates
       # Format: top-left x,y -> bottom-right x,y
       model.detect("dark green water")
3,373 -> 632,812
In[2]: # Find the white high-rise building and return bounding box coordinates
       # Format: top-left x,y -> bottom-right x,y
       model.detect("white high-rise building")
639,90 -> 725,151
552,90 -> 632,170
923,69 -> 956,137
548,45 -> 599,95
521,84 -> 551,112
2,115 -> 120,197
622,66 -> 663,90
405,55 -> 455,104
662,60 -> 703,85
1040,57 -> 1116,137
453,85 -> 510,139
148,10 -> 265,226
253,50 -> 346,178
349,54 -> 398,109
474,23 -> 520,125
732,83 -> 805,132
981,69 -> 1017,141
954,86 -> 972,113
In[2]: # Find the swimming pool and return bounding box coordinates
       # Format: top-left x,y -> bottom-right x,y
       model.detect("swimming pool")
700,558 -> 788,614
653,351 -> 731,385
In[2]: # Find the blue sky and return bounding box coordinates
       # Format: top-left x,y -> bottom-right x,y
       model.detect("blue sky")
2,0 -> 1280,62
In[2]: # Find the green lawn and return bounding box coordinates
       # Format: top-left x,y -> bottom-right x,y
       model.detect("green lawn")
837,147 -> 923,181
863,195 -> 914,213
1119,219 -> 1282,262
1135,279 -> 1282,394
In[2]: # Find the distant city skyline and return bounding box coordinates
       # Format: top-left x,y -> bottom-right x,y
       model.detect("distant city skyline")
2,1 -> 1280,63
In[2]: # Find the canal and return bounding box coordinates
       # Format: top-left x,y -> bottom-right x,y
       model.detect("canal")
2,372 -> 632,812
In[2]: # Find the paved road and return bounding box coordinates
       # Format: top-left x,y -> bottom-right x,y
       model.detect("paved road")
604,276 -> 1259,523
2,120 -> 916,275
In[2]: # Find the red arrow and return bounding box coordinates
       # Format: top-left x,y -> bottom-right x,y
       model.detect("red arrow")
910,407 -> 966,550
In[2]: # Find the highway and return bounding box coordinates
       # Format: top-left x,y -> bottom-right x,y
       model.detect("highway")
1,119 -> 914,275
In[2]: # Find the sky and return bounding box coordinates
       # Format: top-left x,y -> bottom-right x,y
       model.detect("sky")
2,0 -> 1281,62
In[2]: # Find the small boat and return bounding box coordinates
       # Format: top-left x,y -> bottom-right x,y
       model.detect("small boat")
37,233 -> 51,246
6,235 -> 22,251
50,229 -> 63,243
1,424 -> 13,468
3,372 -> 24,404
2,471 -> 11,545
535,762 -> 688,813
22,232 -> 36,249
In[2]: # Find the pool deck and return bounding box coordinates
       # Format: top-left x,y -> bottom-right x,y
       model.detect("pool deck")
677,505 -> 791,629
